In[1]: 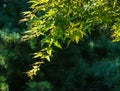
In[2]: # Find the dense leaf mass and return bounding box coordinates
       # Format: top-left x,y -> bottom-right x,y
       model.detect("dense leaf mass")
0,0 -> 120,91
22,0 -> 120,75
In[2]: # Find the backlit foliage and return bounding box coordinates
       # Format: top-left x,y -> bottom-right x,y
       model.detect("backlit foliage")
22,0 -> 120,77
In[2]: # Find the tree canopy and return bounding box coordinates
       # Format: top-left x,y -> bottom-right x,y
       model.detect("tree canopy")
22,0 -> 120,77
1,0 -> 120,90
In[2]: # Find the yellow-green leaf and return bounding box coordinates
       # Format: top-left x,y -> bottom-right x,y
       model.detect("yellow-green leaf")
45,56 -> 50,62
75,36 -> 80,44
54,41 -> 62,49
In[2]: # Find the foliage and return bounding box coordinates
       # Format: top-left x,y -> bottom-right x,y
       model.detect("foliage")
1,0 -> 120,91
0,28 -> 27,90
0,76 -> 9,91
0,0 -> 28,29
0,28 -> 20,43
61,59 -> 120,91
22,0 -> 120,76
25,81 -> 53,91
39,34 -> 120,91
0,0 -> 33,90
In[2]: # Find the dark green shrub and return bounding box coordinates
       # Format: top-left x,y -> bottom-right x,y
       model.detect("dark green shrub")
25,81 -> 53,91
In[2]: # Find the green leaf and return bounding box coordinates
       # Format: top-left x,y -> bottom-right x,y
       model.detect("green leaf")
45,56 -> 50,62
54,41 -> 62,49
33,52 -> 43,58
75,36 -> 80,44
22,0 -> 120,77
47,48 -> 52,55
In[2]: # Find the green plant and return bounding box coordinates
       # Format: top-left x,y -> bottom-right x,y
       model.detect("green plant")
0,76 -> 8,91
26,81 -> 53,91
22,0 -> 120,77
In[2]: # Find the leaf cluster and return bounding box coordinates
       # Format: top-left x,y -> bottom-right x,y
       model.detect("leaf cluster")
22,0 -> 120,77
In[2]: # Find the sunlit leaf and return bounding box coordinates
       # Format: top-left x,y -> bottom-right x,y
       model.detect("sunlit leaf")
22,0 -> 120,78
54,41 -> 62,49
75,36 -> 80,44
45,56 -> 50,62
